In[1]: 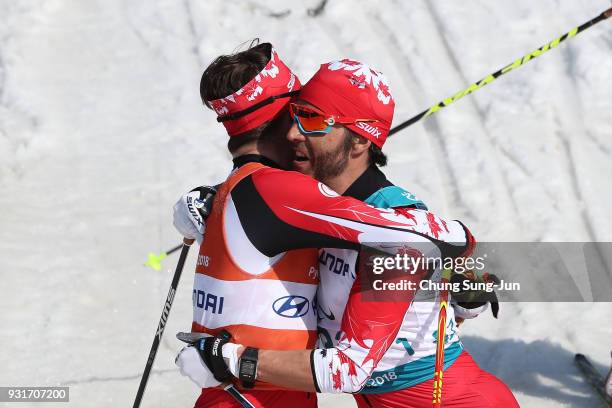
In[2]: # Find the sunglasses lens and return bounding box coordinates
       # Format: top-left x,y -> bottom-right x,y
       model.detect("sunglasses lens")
290,105 -> 329,132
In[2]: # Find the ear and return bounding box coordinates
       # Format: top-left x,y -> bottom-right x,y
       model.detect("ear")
352,134 -> 371,155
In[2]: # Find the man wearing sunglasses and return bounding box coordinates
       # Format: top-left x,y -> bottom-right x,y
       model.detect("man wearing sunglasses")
172,43 -> 491,408
259,60 -> 516,407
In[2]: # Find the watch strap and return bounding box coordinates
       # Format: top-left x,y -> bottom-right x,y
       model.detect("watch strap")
238,347 -> 259,388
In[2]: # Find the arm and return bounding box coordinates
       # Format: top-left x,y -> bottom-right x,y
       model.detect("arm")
227,275 -> 417,393
233,167 -> 471,256
257,349 -> 315,392
310,274 -> 413,393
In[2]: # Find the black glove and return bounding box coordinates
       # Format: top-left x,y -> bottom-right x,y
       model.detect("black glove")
450,271 -> 500,318
193,330 -> 233,382
189,185 -> 219,218
173,185 -> 219,242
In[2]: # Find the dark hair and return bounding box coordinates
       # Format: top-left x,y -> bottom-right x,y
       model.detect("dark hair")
200,41 -> 276,153
369,143 -> 388,167
346,129 -> 388,167
200,41 -> 271,105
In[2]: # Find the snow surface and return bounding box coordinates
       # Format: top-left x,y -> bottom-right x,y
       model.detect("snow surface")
1,0 -> 611,407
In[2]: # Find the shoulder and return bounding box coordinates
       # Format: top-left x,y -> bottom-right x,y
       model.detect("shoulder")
245,167 -> 343,201
251,166 -> 316,184
365,185 -> 427,210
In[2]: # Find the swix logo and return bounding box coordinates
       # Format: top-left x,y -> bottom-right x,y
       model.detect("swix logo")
356,122 -> 381,138
193,289 -> 224,314
186,196 -> 203,227
211,337 -> 223,356
272,295 -> 310,318
156,288 -> 175,340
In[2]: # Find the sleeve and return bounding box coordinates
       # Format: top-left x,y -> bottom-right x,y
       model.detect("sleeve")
231,167 -> 473,257
310,269 -> 416,393
308,211 -> 475,393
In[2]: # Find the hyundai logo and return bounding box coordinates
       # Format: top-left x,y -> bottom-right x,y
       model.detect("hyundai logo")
272,295 -> 310,318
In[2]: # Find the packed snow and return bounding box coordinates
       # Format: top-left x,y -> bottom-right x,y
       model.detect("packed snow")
1,1 -> 611,407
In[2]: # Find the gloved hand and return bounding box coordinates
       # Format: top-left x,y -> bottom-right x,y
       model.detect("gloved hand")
175,331 -> 242,388
450,270 -> 500,318
175,344 -> 222,388
172,186 -> 217,243
220,342 -> 242,378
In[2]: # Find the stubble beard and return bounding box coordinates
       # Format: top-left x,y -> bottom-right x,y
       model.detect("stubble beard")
311,133 -> 353,185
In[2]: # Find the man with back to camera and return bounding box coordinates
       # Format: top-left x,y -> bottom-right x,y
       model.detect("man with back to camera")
172,42 -> 490,407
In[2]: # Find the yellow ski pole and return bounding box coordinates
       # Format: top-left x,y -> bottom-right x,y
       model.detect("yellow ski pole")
389,8 -> 612,136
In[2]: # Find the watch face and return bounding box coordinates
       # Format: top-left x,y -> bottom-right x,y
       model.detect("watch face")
240,360 -> 256,379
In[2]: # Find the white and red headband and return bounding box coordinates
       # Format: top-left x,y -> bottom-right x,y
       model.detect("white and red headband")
209,48 -> 301,137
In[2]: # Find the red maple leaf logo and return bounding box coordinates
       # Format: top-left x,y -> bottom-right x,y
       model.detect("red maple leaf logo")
378,80 -> 391,99
337,352 -> 358,379
427,212 -> 443,239
341,298 -> 402,369
393,207 -> 417,225
331,368 -> 343,390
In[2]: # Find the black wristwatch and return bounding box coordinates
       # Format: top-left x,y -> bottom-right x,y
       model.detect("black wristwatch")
238,347 -> 259,388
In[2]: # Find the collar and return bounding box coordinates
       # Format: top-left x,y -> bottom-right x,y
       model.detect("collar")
342,165 -> 393,201
232,154 -> 281,170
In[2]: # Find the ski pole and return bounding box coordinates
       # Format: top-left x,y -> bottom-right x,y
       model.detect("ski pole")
388,7 -> 612,137
133,238 -> 195,408
144,244 -> 183,271
432,268 -> 452,408
574,353 -> 612,406
224,384 -> 257,408
145,186 -> 217,271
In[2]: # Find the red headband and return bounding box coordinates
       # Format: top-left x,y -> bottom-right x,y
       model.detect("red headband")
209,48 -> 301,137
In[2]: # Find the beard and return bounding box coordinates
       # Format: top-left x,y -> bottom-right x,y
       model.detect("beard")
310,132 -> 353,184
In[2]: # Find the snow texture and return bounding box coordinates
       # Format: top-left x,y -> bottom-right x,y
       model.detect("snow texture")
0,1 -> 611,407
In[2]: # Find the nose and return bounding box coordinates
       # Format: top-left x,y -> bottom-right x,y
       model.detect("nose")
286,119 -> 306,143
